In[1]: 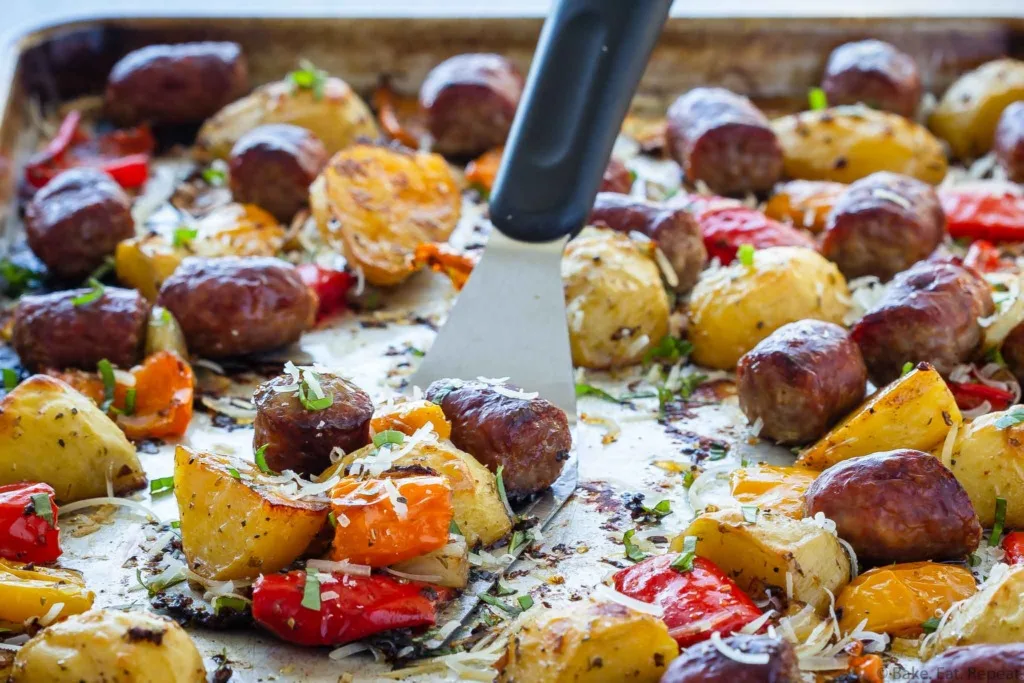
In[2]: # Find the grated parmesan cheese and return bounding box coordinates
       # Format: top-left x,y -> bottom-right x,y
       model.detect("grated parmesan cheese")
710,631 -> 770,665
591,583 -> 664,617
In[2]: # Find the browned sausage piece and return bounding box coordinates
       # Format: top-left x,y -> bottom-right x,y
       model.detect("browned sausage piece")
665,87 -> 783,196
253,371 -> 373,476
660,635 -> 800,683
419,54 -> 523,157
850,261 -> 993,386
12,287 -> 151,371
736,320 -> 866,445
229,124 -> 327,222
589,192 -> 707,293
821,39 -> 922,118
995,101 -> 1024,183
600,157 -> 633,194
25,168 -> 134,281
821,171 -> 945,281
923,644 -> 1024,682
156,256 -> 316,359
424,379 -> 570,500
104,42 -> 248,125
1002,320 -> 1024,385
804,449 -> 981,564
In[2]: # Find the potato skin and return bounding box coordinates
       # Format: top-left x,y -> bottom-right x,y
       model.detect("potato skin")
804,449 -> 981,564
419,53 -> 523,157
929,58 -> 1024,159
949,410 -> 1024,529
13,287 -> 151,371
737,320 -> 867,445
660,635 -> 799,683
157,256 -> 316,358
850,261 -> 993,386
821,39 -> 922,117
666,87 -> 782,194
924,564 -> 1024,658
9,609 -> 205,683
562,227 -> 671,368
688,246 -> 850,370
253,372 -> 373,476
995,100 -> 1024,182
425,379 -> 571,500
104,42 -> 248,125
923,644 -> 1024,681
589,193 -> 706,293
821,171 -> 945,281
25,168 -> 134,280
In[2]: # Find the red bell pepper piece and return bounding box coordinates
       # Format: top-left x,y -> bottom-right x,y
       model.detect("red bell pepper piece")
612,553 -> 762,647
695,205 -> 817,264
296,264 -> 354,321
940,189 -> 1024,242
252,570 -> 449,646
948,381 -> 1014,413
1002,531 -> 1024,565
963,239 -> 1009,274
0,482 -> 60,563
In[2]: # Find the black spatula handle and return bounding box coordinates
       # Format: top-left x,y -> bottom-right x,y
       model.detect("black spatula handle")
488,0 -> 672,243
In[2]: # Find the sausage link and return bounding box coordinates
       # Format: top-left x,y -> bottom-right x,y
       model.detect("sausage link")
821,39 -> 922,118
995,101 -> 1024,183
923,644 -> 1024,682
660,635 -> 799,683
229,124 -> 327,222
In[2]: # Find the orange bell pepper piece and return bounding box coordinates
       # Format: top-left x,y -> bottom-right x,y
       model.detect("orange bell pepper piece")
372,79 -> 427,150
369,399 -> 452,440
464,147 -> 503,194
412,243 -> 478,291
764,180 -> 846,233
330,474 -> 453,567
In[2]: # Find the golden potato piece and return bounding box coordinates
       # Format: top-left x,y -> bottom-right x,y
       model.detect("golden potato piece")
924,565 -> 1024,658
503,599 -> 678,682
312,143 -> 461,286
930,58 -> 1024,159
673,507 -> 850,614
9,609 -> 205,683
197,76 -> 379,159
0,376 -> 145,502
772,106 -> 948,184
563,227 -> 670,369
948,409 -> 1024,528
687,246 -> 850,369
796,363 -> 961,471
174,446 -> 328,580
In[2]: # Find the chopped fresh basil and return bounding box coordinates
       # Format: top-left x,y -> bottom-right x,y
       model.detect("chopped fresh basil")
517,594 -> 534,611
150,477 -> 175,496
213,595 -> 248,615
643,336 -> 693,366
990,497 -> 1008,546
741,505 -> 760,524
227,468 -> 241,480
641,499 -> 672,520
170,520 -> 181,529
72,279 -> 105,306
657,385 -> 674,417
29,493 -> 54,528
737,243 -> 756,267
671,535 -> 698,572
97,359 -> 116,412
254,444 -> 273,474
995,412 -> 1024,430
298,370 -> 333,411
288,59 -> 328,100
202,167 -> 226,186
2,369 -> 18,391
682,470 -> 696,488
901,361 -> 914,376
372,430 -> 406,448
808,87 -> 829,111
172,226 -> 199,247
622,529 -> 647,563
301,568 -> 321,610
921,617 -> 941,634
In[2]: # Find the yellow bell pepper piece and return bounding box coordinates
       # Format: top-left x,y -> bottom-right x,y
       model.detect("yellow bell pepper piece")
0,560 -> 95,628
729,464 -> 818,519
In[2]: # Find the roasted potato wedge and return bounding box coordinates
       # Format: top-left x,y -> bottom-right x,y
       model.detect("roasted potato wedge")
688,246 -> 850,369
311,143 -> 461,286
196,76 -> 378,159
390,535 -> 470,589
9,609 -> 205,683
174,446 -> 329,580
503,599 -> 678,682
0,376 -> 145,502
673,507 -> 850,614
948,409 -> 1024,528
772,106 -> 948,184
0,561 -> 95,632
930,58 -> 1024,159
924,565 -> 1024,658
796,363 -> 961,470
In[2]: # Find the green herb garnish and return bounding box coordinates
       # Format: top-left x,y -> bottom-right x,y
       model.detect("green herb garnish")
640,499 -> 672,520
254,444 -> 272,474
575,383 -> 623,403
2,369 -> 18,391
968,553 -> 981,567
72,279 -> 105,306
213,595 -> 249,615
137,565 -> 186,596
496,465 -> 512,515
301,568 -> 321,610
202,168 -> 226,186
990,497 -> 1008,546
0,259 -> 42,296
29,493 -> 54,527
494,579 -> 516,596
517,594 -> 534,611
227,468 -> 241,480
449,519 -> 463,536
372,430 -> 406,448
97,359 -> 116,412
741,505 -> 760,524
298,370 -> 333,411
679,373 -> 707,400
288,59 -> 328,100
808,87 -> 829,111
707,444 -> 728,461
901,361 -> 914,376
172,226 -> 199,248
478,593 -> 519,615
327,512 -> 338,528
737,244 -> 756,267
170,520 -> 181,529
509,530 -> 528,554
150,477 -> 175,496
682,470 -> 696,488
995,412 -> 1024,430
671,535 -> 698,572
921,617 -> 941,634
622,529 -> 647,563
87,256 -> 115,283
643,336 -> 693,366
124,388 -> 136,416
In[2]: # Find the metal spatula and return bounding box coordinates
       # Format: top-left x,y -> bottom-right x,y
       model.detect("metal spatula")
412,0 -> 672,415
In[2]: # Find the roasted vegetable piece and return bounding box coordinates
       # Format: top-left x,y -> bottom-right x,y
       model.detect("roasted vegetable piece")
612,553 -> 762,647
0,483 -> 60,564
687,246 -> 850,370
369,399 -> 452,440
145,306 -> 188,358
197,73 -> 378,158
939,189 -> 1024,242
295,263 -> 354,320
929,58 -> 1024,159
311,143 -> 461,287
764,180 -> 846,233
923,564 -> 1024,657
173,446 -> 329,580
821,39 -> 922,117
948,409 -> 1024,529
412,243 -> 478,292
804,449 -> 982,564
9,608 -> 205,683
0,560 -> 93,630
252,570 -> 448,647
0,376 -> 145,502
659,634 -> 800,683
674,507 -> 850,614
390,535 -> 470,589
503,598 -> 678,682
562,227 -> 670,369
729,464 -> 818,519
693,205 -> 816,265
329,474 -> 453,567
796,363 -> 961,470
1003,531 -> 1024,565
772,106 -> 947,184
924,644 -> 1024,681
996,101 -> 1024,182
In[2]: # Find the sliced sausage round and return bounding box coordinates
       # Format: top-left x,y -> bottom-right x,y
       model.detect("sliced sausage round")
253,371 -> 373,476
821,171 -> 945,281
589,192 -> 707,293
25,168 -> 134,281
660,634 -> 799,683
665,87 -> 783,196
12,287 -> 151,370
228,123 -> 327,223
419,53 -> 523,157
156,256 -> 316,358
995,101 -> 1024,183
600,158 -> 633,194
923,644 -> 1024,682
821,39 -> 922,118
104,42 -> 248,125
737,320 -> 867,445
424,379 -> 571,500
850,261 -> 993,386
